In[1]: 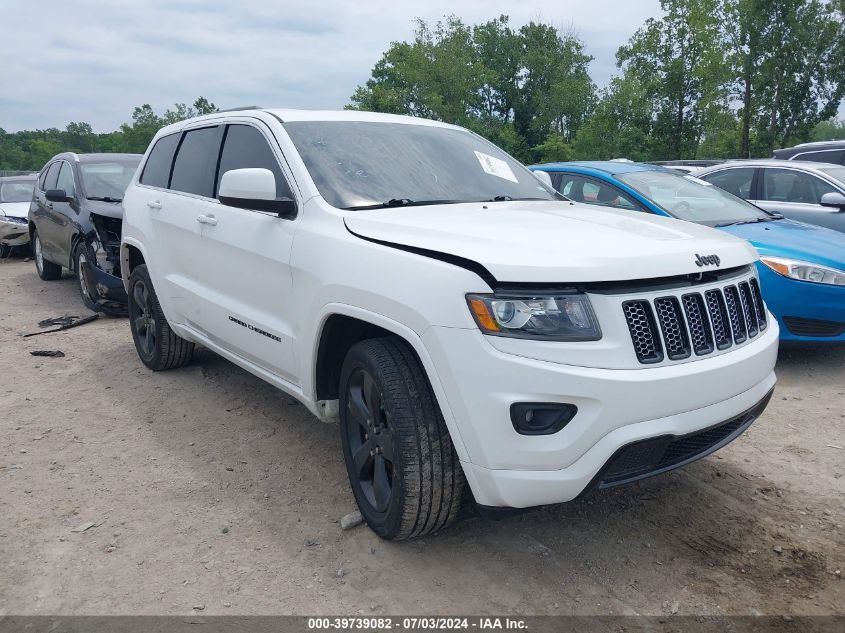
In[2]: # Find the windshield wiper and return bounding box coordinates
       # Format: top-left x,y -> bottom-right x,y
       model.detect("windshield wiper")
715,217 -> 773,227
486,196 -> 549,202
87,196 -> 122,203
344,199 -> 471,211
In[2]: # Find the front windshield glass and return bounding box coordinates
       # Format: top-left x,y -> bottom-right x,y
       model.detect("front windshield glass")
0,180 -> 35,203
617,170 -> 770,226
818,166 -> 845,184
283,120 -> 558,209
80,157 -> 141,200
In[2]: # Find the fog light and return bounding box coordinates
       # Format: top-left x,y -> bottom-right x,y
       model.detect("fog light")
510,402 -> 577,435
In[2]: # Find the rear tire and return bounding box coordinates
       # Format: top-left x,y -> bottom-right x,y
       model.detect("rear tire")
33,229 -> 62,280
339,337 -> 464,540
127,264 -> 194,371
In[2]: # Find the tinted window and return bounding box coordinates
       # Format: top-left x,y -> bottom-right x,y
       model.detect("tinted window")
170,127 -> 221,197
217,125 -> 292,199
56,162 -> 75,197
557,174 -> 639,210
700,168 -> 755,198
761,168 -> 837,204
0,180 -> 35,203
140,133 -> 180,188
797,150 -> 844,165
43,162 -> 61,190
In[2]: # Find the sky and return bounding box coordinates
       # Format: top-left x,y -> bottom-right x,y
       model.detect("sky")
0,0 -> 664,133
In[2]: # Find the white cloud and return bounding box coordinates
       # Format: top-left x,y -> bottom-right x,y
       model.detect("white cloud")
2,0 -> 661,132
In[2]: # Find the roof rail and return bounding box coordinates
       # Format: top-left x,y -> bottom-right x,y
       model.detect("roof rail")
216,105 -> 263,113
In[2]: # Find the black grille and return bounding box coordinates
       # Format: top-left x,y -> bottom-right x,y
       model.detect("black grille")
738,282 -> 758,338
749,278 -> 767,331
682,293 -> 714,355
622,279 -> 767,364
705,289 -> 732,350
723,285 -> 747,344
654,297 -> 691,360
594,389 -> 773,490
622,301 -> 663,363
783,316 -> 845,338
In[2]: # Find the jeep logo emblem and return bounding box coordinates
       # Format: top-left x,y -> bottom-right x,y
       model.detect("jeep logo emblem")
695,253 -> 721,267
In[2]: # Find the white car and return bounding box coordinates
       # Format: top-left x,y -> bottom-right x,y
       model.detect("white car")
0,175 -> 36,256
120,109 -> 778,540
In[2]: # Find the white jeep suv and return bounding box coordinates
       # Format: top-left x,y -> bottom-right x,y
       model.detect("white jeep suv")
121,109 -> 778,540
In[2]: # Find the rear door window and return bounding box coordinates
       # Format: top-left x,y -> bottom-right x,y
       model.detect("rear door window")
216,124 -> 293,199
169,126 -> 222,198
761,168 -> 838,204
795,149 -> 844,165
140,133 -> 180,189
700,168 -> 755,198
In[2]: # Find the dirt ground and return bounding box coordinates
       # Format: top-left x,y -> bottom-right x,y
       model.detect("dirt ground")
0,256 -> 843,617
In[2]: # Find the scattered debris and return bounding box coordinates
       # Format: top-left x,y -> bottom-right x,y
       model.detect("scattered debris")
773,545 -> 783,554
30,350 -> 65,357
826,444 -> 843,450
71,519 -> 104,533
340,511 -> 363,531
304,539 -> 319,547
25,314 -> 99,338
38,315 -> 80,328
223,602 -> 231,608
192,605 -> 205,611
32,428 -> 53,440
221,527 -> 229,534
336,567 -> 345,578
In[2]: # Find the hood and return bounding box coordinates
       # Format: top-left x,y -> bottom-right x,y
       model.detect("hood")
85,199 -> 125,219
344,200 -> 758,284
0,202 -> 30,219
719,218 -> 845,272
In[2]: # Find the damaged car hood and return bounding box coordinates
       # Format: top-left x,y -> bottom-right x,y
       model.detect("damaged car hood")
344,200 -> 758,283
85,199 -> 125,220
0,202 -> 30,219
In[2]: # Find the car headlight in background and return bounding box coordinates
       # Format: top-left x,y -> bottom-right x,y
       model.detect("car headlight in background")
466,292 -> 602,340
760,256 -> 845,286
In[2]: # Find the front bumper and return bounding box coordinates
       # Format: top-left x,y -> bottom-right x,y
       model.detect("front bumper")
0,216 -> 30,246
757,263 -> 845,342
423,318 -> 778,508
80,260 -> 128,313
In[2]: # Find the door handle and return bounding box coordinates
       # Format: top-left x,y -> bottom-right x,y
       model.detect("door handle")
196,214 -> 218,226
147,200 -> 162,210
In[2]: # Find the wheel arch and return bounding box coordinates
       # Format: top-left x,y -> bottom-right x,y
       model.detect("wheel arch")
309,305 -> 470,462
120,238 -> 148,291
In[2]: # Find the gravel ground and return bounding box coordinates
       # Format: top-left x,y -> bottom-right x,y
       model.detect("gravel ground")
1,257 -> 843,616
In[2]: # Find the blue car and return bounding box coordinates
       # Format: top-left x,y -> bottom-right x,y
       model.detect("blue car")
529,161 -> 845,342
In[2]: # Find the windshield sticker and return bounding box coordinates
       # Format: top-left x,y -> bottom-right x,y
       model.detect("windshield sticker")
474,151 -> 518,183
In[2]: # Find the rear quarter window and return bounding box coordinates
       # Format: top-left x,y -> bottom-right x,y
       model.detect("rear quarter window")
140,133 -> 180,189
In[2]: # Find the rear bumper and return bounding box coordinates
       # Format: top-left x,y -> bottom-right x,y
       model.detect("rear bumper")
0,217 -> 30,246
80,261 -> 128,313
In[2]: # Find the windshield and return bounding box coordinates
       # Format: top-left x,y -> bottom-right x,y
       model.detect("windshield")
617,170 -> 771,226
0,180 -> 35,203
80,157 -> 141,200
283,120 -> 558,209
818,166 -> 845,184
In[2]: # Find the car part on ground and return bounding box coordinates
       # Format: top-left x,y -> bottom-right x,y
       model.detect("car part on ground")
120,108 -> 777,539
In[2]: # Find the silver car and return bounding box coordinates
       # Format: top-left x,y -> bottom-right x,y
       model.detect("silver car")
696,159 -> 845,233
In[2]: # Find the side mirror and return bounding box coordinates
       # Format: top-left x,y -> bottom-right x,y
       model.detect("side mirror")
819,191 -> 845,209
45,189 -> 72,203
532,170 -> 554,189
218,168 -> 297,219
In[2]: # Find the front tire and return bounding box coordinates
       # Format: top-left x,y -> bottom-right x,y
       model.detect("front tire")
73,244 -> 99,313
127,264 -> 194,371
339,337 -> 464,540
33,229 -> 62,280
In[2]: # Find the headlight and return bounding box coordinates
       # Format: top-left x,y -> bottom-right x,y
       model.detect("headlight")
760,256 -> 845,286
466,292 -> 602,341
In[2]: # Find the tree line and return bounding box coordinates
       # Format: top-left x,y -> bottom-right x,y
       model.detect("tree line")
0,98 -> 217,171
2,0 -> 844,171
348,0 -> 845,163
